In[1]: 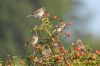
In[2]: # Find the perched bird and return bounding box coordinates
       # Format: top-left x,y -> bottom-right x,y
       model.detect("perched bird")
52,20 -> 66,33
76,39 -> 88,52
27,7 -> 46,19
5,55 -> 13,66
59,21 -> 66,29
24,34 -> 38,49
41,48 -> 52,57
52,25 -> 62,33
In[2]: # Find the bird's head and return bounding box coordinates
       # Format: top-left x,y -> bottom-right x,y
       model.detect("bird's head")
41,7 -> 46,12
34,34 -> 38,38
35,7 -> 46,14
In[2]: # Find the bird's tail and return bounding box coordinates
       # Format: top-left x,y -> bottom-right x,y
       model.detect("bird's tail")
27,14 -> 33,17
52,29 -> 56,33
24,41 -> 29,47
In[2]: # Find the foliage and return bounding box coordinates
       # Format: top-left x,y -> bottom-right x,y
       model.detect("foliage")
0,7 -> 100,66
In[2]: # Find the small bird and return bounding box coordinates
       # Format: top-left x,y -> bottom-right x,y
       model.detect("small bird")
41,48 -> 52,57
76,39 -> 88,52
24,34 -> 38,49
27,7 -> 46,19
5,55 -> 13,66
52,25 -> 62,33
59,21 -> 66,29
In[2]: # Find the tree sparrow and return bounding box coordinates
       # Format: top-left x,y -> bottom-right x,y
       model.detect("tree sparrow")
25,34 -> 38,48
52,25 -> 62,33
59,21 -> 66,29
27,7 -> 46,19
41,48 -> 52,57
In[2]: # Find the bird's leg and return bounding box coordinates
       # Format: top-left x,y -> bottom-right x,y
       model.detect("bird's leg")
33,45 -> 35,55
35,31 -> 38,35
33,45 -> 36,66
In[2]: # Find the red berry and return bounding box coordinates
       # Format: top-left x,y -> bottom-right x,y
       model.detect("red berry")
51,16 -> 58,20
65,32 -> 71,37
20,59 -> 24,64
66,61 -> 70,66
80,52 -> 85,55
71,42 -> 74,46
58,55 -> 63,60
59,47 -> 65,51
7,64 -> 11,66
76,53 -> 81,57
75,47 -> 81,51
88,60 -> 93,63
66,21 -> 72,26
96,50 -> 100,55
62,50 -> 67,53
57,59 -> 62,63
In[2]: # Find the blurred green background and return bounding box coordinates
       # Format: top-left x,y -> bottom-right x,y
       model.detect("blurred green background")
0,0 -> 99,56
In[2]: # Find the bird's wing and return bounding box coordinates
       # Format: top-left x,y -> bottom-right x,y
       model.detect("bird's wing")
31,36 -> 35,42
34,8 -> 41,14
24,41 -> 30,47
34,7 -> 46,14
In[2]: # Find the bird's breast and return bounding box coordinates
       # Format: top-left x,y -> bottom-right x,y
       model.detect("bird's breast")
56,28 -> 62,32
